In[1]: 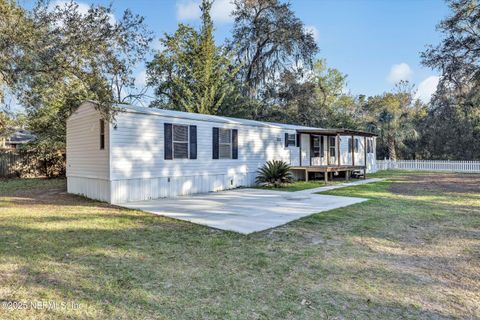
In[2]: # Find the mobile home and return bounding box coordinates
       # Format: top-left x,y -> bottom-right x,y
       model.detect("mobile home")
66,101 -> 377,204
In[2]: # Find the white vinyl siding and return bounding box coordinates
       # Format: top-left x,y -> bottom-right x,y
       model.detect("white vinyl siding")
66,103 -> 109,180
107,110 -> 293,202
66,103 -> 110,201
110,112 -> 292,180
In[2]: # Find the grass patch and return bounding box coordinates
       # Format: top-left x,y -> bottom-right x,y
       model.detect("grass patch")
0,172 -> 479,319
0,178 -> 65,193
257,178 -> 347,192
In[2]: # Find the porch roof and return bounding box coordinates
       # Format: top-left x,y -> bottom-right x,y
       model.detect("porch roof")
295,128 -> 377,137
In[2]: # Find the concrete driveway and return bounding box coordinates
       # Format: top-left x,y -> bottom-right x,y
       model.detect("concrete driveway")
118,179 -> 382,234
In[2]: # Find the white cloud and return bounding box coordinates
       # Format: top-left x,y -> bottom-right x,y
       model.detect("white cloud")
176,0 -> 234,23
304,25 -> 320,43
211,0 -> 235,23
49,0 -> 116,25
135,70 -> 147,87
415,75 -> 440,103
387,62 -> 413,84
176,0 -> 201,21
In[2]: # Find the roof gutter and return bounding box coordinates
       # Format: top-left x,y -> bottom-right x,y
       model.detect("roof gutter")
296,128 -> 377,137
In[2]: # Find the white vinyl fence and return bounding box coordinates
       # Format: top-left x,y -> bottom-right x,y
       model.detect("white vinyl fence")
377,160 -> 480,173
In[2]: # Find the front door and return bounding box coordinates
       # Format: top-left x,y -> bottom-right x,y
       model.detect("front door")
310,135 -> 321,165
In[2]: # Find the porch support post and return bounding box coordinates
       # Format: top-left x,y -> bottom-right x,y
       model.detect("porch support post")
327,136 -> 330,165
324,171 -> 328,184
309,134 -> 312,166
364,136 -> 367,179
299,134 -> 302,166
337,134 -> 341,167
305,168 -> 308,181
346,170 -> 349,182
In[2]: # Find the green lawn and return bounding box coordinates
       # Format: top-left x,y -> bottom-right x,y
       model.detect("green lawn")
257,177 -> 349,192
257,169 -> 398,192
257,180 -> 329,192
0,172 -> 479,319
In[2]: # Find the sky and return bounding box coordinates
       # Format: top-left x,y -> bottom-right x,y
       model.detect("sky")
19,0 -> 451,105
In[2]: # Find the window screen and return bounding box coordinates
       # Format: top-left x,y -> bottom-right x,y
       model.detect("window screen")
173,125 -> 189,159
329,136 -> 336,157
312,136 -> 321,157
219,128 -> 232,159
286,134 -> 296,147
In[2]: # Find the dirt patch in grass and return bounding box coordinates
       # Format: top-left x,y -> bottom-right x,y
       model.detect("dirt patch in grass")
389,173 -> 480,195
0,179 -> 111,208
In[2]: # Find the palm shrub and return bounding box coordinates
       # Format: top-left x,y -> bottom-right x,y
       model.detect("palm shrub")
256,160 -> 294,187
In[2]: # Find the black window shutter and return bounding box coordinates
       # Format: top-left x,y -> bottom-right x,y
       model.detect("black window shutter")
296,133 -> 301,147
164,123 -> 173,160
189,125 -> 197,159
284,133 -> 289,147
232,129 -> 238,159
212,127 -> 219,159
320,136 -> 324,157
348,138 -> 352,153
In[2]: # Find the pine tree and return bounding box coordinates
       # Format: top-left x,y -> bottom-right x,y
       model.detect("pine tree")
148,0 -> 239,115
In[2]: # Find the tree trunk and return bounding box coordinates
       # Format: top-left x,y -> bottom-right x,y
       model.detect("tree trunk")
388,137 -> 397,160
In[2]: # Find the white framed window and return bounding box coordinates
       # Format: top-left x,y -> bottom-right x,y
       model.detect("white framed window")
219,128 -> 232,159
348,137 -> 360,153
367,138 -> 374,153
312,136 -> 321,157
329,136 -> 336,157
173,124 -> 189,159
286,134 -> 296,147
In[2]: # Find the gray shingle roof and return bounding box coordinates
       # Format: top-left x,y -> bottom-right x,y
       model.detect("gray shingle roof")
114,103 -> 322,131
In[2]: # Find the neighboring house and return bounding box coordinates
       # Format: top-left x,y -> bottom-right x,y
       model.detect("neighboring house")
0,129 -> 36,150
66,101 -> 377,204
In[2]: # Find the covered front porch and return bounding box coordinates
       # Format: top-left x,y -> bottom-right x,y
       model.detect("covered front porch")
289,128 -> 376,183
290,165 -> 367,183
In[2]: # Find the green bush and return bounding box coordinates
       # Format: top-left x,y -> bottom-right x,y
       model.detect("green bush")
13,141 -> 65,178
255,160 -> 294,187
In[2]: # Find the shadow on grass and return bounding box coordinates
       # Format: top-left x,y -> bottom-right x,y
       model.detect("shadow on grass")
1,221 -> 472,319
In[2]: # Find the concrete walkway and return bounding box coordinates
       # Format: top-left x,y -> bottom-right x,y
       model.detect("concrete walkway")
119,178 -> 383,234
